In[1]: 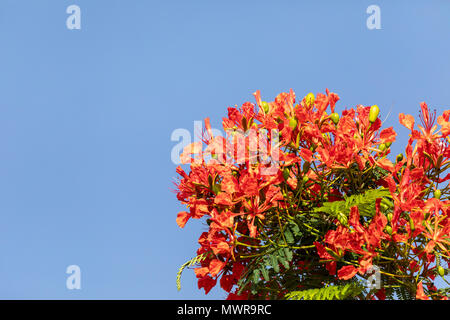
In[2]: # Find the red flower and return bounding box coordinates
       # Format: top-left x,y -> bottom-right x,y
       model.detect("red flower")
416,281 -> 429,300
337,265 -> 359,280
175,89 -> 450,299
399,113 -> 415,130
176,211 -> 190,228
198,275 -> 217,295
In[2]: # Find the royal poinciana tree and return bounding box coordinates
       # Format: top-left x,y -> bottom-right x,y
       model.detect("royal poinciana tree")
174,89 -> 450,300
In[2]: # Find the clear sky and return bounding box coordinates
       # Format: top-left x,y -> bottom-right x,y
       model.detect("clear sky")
0,0 -> 449,299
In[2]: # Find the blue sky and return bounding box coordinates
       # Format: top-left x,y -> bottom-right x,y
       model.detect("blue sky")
0,0 -> 449,299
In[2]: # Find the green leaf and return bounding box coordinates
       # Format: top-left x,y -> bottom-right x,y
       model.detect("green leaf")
284,228 -> 295,244
313,188 -> 392,220
278,256 -> 290,270
253,269 -> 260,284
285,282 -> 365,300
176,252 -> 210,291
261,267 -> 270,282
288,221 -> 301,236
270,255 -> 280,273
284,248 -> 293,262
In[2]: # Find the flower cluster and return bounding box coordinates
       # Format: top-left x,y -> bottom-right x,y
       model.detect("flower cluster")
175,89 -> 450,300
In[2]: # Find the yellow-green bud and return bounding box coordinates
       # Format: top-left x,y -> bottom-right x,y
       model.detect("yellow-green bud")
283,168 -> 290,181
385,225 -> 393,235
289,117 -> 298,130
434,189 -> 442,199
330,113 -> 340,125
369,105 -> 380,123
305,93 -> 315,107
409,218 -> 415,231
438,266 -> 446,277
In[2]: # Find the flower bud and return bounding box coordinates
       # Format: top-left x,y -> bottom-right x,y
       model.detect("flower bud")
289,117 -> 298,130
369,105 -> 380,123
387,213 -> 393,222
330,113 -> 340,125
438,266 -> 446,277
261,101 -> 269,113
385,225 -> 392,235
396,153 -> 404,162
379,143 -> 386,152
434,189 -> 442,199
283,167 -> 290,181
409,218 -> 415,232
305,93 -> 315,107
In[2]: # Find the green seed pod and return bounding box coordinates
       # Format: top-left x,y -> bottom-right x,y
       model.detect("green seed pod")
387,212 -> 393,222
385,225 -> 393,235
283,167 -> 290,181
302,175 -> 309,184
261,101 -> 269,113
434,189 -> 442,199
289,117 -> 298,130
438,266 -> 446,277
379,143 -> 386,152
369,105 -> 380,123
396,153 -> 404,162
305,93 -> 315,107
409,218 -> 415,232
330,113 -> 340,125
